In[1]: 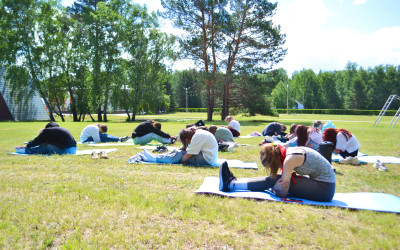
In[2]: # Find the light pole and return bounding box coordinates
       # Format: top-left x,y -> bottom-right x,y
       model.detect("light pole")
286,84 -> 289,114
184,87 -> 191,112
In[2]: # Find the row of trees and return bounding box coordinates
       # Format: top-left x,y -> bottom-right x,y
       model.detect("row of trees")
0,0 -> 287,122
1,0 -> 175,122
272,63 -> 400,110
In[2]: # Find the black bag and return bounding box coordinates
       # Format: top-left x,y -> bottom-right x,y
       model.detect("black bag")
195,120 -> 205,127
317,141 -> 335,163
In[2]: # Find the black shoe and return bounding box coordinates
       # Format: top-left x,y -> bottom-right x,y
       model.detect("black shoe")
152,146 -> 162,152
219,161 -> 237,192
218,143 -> 229,152
120,136 -> 129,142
158,145 -> 168,153
170,137 -> 177,144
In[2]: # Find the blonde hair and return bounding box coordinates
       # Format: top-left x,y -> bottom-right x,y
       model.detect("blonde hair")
259,144 -> 282,178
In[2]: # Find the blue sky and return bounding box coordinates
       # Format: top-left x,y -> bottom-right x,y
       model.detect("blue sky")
62,0 -> 400,76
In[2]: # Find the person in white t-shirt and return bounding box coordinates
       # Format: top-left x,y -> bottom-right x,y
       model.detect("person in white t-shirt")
225,116 -> 241,137
80,124 -> 129,143
322,128 -> 360,158
128,127 -> 218,166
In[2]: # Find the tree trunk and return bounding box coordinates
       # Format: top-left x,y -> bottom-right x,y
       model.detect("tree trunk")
89,113 -> 95,122
125,110 -> 131,122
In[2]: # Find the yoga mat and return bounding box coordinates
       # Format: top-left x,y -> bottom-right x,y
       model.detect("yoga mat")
331,152 -> 400,164
87,142 -> 136,146
137,145 -> 180,151
195,177 -> 400,214
8,148 -> 118,156
127,157 -> 258,169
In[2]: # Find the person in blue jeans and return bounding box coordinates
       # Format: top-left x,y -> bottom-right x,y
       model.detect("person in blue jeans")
80,124 -> 128,143
128,127 -> 218,166
15,122 -> 77,155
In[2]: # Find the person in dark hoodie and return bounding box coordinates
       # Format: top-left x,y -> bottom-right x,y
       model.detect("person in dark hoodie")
15,122 -> 77,155
131,120 -> 176,145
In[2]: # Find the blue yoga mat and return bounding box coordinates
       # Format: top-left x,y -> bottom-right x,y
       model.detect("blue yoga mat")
8,148 -> 118,156
195,177 -> 400,214
127,157 -> 258,169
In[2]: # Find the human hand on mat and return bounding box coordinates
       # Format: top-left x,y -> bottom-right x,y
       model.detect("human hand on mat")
333,149 -> 341,154
273,179 -> 289,197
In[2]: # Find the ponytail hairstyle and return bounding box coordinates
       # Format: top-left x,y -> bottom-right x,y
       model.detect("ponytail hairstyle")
260,144 -> 282,178
322,128 -> 353,147
179,127 -> 196,148
295,125 -> 309,146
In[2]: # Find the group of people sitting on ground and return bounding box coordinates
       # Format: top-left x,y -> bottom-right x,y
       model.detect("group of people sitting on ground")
14,116 -> 366,202
14,115 -> 241,158
261,121 -> 360,165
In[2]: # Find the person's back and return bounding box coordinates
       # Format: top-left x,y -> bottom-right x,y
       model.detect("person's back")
187,129 -> 218,165
290,147 -> 335,183
27,126 -> 76,149
215,127 -> 234,142
80,124 -> 100,142
263,122 -> 281,136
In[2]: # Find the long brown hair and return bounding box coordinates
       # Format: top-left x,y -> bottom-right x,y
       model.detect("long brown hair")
179,127 -> 196,148
295,125 -> 309,146
260,144 -> 282,178
322,128 -> 352,147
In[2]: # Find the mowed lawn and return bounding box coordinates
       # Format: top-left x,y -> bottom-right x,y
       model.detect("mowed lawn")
0,113 -> 399,248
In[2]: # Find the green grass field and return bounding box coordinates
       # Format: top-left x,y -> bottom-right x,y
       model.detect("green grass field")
0,113 -> 399,248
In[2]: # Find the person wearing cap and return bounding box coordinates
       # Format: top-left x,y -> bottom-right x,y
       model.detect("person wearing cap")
225,116 -> 241,137
131,120 -> 176,145
218,144 -> 336,202
80,124 -> 129,143
15,122 -> 77,155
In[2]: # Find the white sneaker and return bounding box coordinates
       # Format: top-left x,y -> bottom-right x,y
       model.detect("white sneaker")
378,162 -> 388,171
373,160 -> 381,169
99,151 -> 109,159
91,151 -> 98,159
339,156 -> 360,165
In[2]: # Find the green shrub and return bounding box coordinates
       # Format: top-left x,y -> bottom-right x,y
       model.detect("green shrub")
275,109 -> 398,116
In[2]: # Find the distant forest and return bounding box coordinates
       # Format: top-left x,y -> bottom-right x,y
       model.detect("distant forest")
1,0 -> 398,122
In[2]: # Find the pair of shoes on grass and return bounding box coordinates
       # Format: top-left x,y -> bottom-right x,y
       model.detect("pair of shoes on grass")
152,145 -> 168,153
91,151 -> 109,159
373,160 -> 388,171
339,156 -> 360,165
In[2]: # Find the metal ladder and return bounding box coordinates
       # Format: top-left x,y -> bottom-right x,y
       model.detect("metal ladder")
373,94 -> 400,127
389,107 -> 400,128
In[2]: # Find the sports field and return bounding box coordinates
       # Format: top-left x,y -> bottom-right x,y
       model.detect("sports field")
0,113 -> 399,248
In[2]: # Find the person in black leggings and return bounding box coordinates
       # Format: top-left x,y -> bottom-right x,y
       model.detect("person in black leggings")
219,144 -> 336,202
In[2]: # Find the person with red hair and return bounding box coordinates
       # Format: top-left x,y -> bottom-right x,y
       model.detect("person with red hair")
322,128 -> 360,164
219,144 -> 336,202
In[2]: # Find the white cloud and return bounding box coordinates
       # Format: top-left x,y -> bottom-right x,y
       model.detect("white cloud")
352,0 -> 367,5
273,0 -> 400,75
